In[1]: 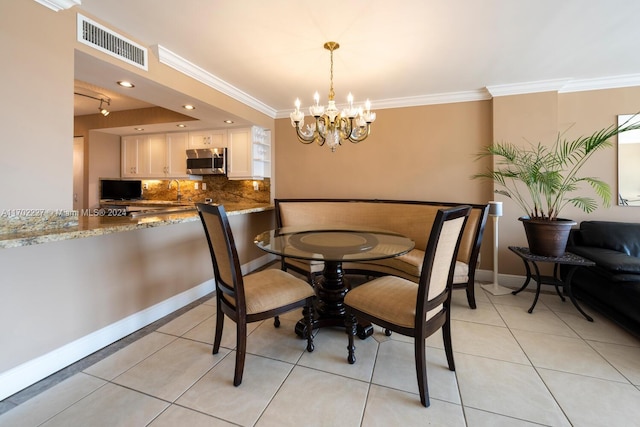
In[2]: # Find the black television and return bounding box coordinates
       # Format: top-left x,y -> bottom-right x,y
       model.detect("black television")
100,179 -> 142,200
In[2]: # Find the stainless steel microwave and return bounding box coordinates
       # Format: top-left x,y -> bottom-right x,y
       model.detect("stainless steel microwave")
186,148 -> 226,175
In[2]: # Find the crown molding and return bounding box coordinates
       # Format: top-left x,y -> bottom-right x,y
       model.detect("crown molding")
155,43 -> 640,119
33,0 -> 80,12
156,45 -> 278,119
274,89 -> 492,119
559,73 -> 640,93
373,89 -> 493,109
487,74 -> 640,97
486,78 -> 571,97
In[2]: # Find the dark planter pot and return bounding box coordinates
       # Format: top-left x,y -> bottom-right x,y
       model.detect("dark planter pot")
519,217 -> 577,257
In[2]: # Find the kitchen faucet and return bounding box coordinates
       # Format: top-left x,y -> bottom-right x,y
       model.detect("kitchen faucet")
168,179 -> 182,201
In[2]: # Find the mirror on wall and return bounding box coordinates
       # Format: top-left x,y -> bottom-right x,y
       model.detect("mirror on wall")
618,114 -> 640,206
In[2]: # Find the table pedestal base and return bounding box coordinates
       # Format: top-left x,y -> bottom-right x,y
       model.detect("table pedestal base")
294,314 -> 374,339
294,261 -> 374,339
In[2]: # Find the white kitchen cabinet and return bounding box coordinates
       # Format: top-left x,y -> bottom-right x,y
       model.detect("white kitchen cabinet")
165,132 -> 188,177
189,129 -> 227,149
149,132 -> 188,177
148,133 -> 168,177
122,132 -> 188,178
227,128 -> 251,179
121,135 -> 150,178
227,126 -> 271,180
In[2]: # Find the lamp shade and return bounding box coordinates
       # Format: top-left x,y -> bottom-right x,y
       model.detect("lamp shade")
488,201 -> 503,217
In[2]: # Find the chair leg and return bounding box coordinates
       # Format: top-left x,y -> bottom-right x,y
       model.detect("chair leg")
442,318 -> 456,371
234,319 -> 247,386
414,338 -> 430,407
212,306 -> 224,355
304,301 -> 314,352
346,312 -> 357,364
466,281 -> 477,309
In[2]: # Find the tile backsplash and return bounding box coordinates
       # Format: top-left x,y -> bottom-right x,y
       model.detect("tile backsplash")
141,176 -> 270,205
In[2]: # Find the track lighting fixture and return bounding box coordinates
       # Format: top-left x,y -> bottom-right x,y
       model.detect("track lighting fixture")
74,91 -> 111,117
98,99 -> 110,116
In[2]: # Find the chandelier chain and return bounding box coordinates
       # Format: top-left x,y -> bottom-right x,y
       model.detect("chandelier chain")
328,47 -> 335,101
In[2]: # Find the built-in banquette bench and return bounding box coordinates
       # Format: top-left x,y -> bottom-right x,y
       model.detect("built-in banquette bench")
275,199 -> 489,309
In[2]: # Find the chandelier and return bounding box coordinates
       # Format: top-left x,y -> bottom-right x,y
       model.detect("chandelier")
290,42 -> 376,152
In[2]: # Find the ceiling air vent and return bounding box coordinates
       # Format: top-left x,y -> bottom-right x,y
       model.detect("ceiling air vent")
77,14 -> 148,70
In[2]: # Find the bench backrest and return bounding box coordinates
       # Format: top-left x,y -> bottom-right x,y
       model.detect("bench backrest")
275,199 -> 488,266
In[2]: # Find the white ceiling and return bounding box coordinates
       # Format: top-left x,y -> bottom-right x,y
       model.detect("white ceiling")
73,0 -> 640,130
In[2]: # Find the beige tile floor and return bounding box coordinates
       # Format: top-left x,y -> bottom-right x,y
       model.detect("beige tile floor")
1,278 -> 640,427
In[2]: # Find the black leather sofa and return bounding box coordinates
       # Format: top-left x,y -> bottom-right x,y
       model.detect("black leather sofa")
564,221 -> 640,336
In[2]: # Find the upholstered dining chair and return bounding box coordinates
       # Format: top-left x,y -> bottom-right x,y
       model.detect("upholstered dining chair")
197,203 -> 315,386
344,205 -> 471,407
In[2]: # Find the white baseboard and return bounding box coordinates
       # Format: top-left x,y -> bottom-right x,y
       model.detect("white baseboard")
0,254 -> 280,401
0,260 -> 506,401
475,268 -> 527,289
242,253 -> 277,275
0,279 -> 215,401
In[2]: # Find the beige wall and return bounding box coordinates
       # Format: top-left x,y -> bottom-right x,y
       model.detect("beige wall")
274,100 -> 495,270
0,221 -> 211,373
275,90 -> 640,275
490,88 -> 640,274
86,130 -> 120,208
0,210 -> 274,396
0,0 -> 74,210
275,101 -> 493,202
491,92 -> 561,274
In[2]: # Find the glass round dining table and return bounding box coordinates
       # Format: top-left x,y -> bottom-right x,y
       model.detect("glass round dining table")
254,225 -> 415,338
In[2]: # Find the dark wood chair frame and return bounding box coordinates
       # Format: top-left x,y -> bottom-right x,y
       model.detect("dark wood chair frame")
197,203 -> 315,386
345,205 -> 471,407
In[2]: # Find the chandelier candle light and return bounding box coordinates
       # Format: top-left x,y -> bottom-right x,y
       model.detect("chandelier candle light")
290,41 -> 376,152
481,201 -> 513,296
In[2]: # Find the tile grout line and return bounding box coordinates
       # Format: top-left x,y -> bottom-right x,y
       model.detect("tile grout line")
0,293 -> 216,414
481,285 -> 573,425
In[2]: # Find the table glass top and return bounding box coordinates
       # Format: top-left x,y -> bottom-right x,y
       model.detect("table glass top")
255,225 -> 415,262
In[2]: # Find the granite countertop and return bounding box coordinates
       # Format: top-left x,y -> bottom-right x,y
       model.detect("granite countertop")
0,203 -> 273,249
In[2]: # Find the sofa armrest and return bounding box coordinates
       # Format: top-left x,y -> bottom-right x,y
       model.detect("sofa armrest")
569,246 -> 640,274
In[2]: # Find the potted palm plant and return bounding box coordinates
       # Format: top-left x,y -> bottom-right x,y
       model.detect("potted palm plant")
473,116 -> 640,257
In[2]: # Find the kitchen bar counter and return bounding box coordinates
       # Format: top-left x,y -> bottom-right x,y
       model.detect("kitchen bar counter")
0,203 -> 273,249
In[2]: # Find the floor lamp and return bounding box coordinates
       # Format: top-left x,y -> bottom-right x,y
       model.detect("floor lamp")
481,201 -> 512,295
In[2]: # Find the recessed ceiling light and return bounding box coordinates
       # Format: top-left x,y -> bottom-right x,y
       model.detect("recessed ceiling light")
176,124 -> 187,128
183,104 -> 195,110
134,127 -> 144,131
224,120 -> 234,124
117,81 -> 135,88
